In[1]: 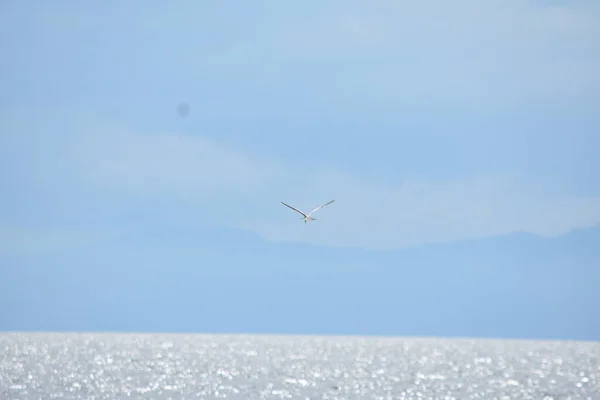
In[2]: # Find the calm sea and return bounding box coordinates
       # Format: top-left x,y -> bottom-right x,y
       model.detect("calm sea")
1,333 -> 598,399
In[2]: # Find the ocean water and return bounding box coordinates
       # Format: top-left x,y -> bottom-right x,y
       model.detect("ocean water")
1,333 -> 598,399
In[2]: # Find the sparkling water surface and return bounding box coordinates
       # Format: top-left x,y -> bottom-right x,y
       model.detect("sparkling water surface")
1,333 -> 598,399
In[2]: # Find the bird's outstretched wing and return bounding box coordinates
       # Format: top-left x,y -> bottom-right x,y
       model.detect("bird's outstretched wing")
281,202 -> 307,218
308,200 -> 335,216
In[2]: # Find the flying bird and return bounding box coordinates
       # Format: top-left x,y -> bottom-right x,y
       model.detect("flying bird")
281,200 -> 335,223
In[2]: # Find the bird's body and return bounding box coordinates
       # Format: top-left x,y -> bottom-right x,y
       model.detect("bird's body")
281,200 -> 335,223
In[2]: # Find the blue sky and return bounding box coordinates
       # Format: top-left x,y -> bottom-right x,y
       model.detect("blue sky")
1,0 -> 599,252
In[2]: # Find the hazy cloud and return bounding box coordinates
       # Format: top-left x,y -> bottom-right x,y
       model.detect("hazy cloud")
217,0 -> 600,112
53,122 -> 600,250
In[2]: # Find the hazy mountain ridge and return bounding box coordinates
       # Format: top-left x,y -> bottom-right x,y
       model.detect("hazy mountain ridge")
1,223 -> 598,340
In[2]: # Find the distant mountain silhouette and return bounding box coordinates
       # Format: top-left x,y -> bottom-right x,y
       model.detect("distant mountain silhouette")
1,223 -> 598,340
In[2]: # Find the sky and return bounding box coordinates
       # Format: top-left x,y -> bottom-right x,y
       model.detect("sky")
1,0 -> 599,250
0,1 -> 599,337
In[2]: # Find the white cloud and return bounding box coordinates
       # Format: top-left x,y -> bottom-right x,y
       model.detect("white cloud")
1,108 -> 599,250
73,127 -> 281,201
239,169 -> 600,250
268,1 -> 599,60
58,125 -> 600,250
218,0 -> 600,111
4,1 -> 597,121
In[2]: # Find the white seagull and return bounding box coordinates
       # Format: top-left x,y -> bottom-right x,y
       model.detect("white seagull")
281,200 -> 336,223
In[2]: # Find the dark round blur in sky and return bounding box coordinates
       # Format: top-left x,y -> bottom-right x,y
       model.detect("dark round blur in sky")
177,103 -> 190,117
